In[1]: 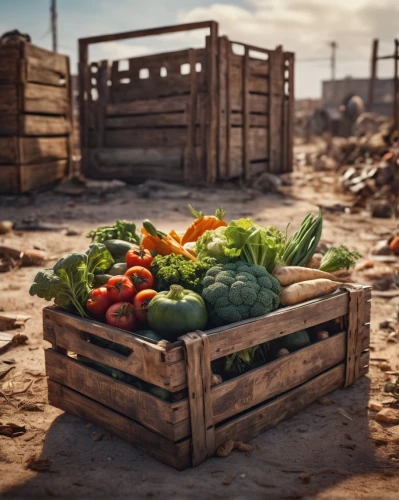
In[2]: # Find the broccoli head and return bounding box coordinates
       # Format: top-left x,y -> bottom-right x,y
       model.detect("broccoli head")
201,262 -> 280,327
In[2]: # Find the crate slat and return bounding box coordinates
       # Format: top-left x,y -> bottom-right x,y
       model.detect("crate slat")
206,291 -> 349,360
211,331 -> 346,424
45,349 -> 190,440
43,307 -> 187,391
47,380 -> 191,470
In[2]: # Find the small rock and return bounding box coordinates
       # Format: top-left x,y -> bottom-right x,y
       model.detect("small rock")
368,401 -> 383,412
378,361 -> 392,372
317,397 -> 334,406
375,409 -> 399,425
299,472 -> 311,483
297,424 -> 309,433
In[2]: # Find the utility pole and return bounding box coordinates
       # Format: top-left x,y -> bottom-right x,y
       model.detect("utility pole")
330,41 -> 337,81
50,0 -> 57,52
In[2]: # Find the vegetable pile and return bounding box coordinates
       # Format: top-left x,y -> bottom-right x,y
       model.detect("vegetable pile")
30,207 -> 363,397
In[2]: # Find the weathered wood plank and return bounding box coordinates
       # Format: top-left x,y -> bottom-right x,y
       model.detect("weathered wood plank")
26,59 -> 66,86
215,362 -> 346,449
230,113 -> 268,127
0,165 -> 19,193
110,74 -> 205,103
268,46 -> 284,174
19,137 -> 68,164
206,24 -> 218,183
206,291 -> 349,360
20,115 -> 71,136
0,137 -> 18,164
212,332 -> 346,424
184,49 -> 198,183
103,127 -> 191,148
43,307 -> 186,390
0,85 -> 19,113
0,58 -> 21,82
218,36 -> 228,180
182,332 -> 207,466
107,95 -> 189,116
89,146 -> 183,166
230,93 -> 268,113
48,380 -> 191,470
19,160 -> 68,192
45,349 -> 190,441
243,49 -> 250,180
229,66 -> 269,95
106,113 -> 187,129
230,127 -> 268,161
23,83 -> 69,115
229,52 -> 269,77
24,44 -> 68,75
0,113 -> 18,135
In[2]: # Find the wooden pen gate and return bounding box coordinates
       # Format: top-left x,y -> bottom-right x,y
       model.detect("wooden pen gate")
79,21 -> 294,184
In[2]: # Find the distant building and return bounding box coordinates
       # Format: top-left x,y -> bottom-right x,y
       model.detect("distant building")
322,76 -> 394,117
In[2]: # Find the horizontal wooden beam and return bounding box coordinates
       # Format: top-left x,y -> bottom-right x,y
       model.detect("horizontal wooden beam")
79,21 -> 216,47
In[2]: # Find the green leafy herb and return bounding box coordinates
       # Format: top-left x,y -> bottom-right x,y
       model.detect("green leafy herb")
319,245 -> 362,273
280,210 -> 323,267
223,219 -> 285,272
29,243 -> 114,317
87,220 -> 141,245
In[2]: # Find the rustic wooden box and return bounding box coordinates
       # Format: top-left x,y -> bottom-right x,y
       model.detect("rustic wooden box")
79,21 -> 294,185
43,285 -> 370,470
0,42 -> 72,193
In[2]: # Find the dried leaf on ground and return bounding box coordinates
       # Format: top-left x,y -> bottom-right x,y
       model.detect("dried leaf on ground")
317,397 -> 334,406
0,362 -> 15,380
234,441 -> 254,453
0,423 -> 26,437
26,456 -> 52,472
217,439 -> 235,457
18,400 -> 44,412
92,433 -> 104,442
11,333 -> 28,347
378,361 -> 393,372
299,472 -> 311,483
375,409 -> 399,424
222,472 -> 237,486
0,313 -> 30,330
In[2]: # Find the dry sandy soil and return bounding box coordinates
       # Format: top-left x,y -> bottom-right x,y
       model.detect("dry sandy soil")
0,179 -> 398,500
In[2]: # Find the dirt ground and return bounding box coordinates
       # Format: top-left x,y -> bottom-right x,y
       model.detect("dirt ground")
0,178 -> 398,500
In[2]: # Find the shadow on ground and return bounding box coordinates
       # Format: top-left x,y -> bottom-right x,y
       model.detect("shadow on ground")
3,376 -> 398,500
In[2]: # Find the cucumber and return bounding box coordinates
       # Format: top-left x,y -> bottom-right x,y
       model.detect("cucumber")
279,329 -> 311,352
93,273 -> 113,287
103,239 -> 137,262
136,329 -> 163,342
109,262 -> 128,276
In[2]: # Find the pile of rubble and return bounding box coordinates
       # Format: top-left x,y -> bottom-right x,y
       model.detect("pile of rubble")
300,112 -> 399,217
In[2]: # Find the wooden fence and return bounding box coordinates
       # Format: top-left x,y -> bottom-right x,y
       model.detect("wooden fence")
79,21 -> 294,184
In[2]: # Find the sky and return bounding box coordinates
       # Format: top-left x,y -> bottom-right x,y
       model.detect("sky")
1,0 -> 398,98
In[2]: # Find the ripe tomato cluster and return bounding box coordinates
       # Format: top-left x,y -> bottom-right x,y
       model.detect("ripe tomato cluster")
86,247 -> 157,331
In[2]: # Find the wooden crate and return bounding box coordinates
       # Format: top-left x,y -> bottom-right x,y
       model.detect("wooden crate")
0,42 -> 72,193
44,285 -> 370,470
79,21 -> 294,184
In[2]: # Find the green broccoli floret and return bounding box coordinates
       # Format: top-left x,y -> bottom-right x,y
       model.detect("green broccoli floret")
151,254 -> 213,294
201,261 -> 280,327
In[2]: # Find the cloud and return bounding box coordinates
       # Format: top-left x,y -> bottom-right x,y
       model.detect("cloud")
175,0 -> 399,97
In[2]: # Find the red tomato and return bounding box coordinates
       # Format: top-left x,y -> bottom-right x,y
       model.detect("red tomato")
105,302 -> 136,331
133,289 -> 157,323
125,266 -> 154,292
106,275 -> 135,303
86,287 -> 112,319
126,247 -> 154,270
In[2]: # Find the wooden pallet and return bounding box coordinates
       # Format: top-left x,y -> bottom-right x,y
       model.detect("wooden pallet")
44,284 -> 371,470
